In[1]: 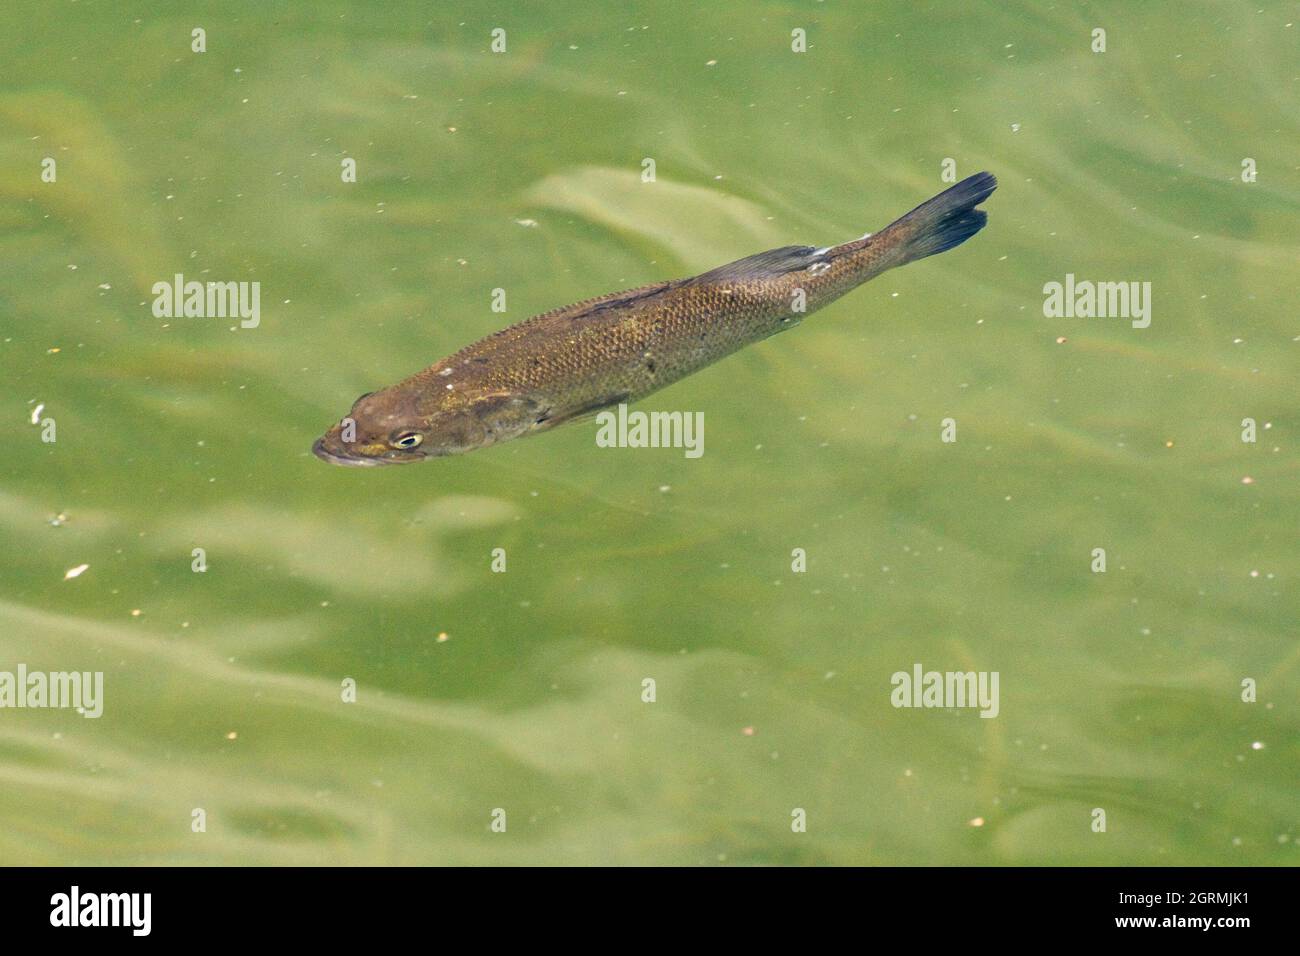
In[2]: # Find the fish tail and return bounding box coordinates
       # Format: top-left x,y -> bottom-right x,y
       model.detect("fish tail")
829,172 -> 996,279
879,171 -> 997,265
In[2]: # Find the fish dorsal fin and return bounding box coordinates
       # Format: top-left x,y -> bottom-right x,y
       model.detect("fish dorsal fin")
687,245 -> 824,285
530,280 -> 675,325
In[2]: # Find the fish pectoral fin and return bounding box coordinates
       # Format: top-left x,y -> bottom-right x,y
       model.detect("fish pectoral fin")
472,392 -> 540,414
686,245 -> 826,285
532,392 -> 630,431
469,391 -> 547,435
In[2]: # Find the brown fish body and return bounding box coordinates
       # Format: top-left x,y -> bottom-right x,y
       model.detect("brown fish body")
313,172 -> 996,465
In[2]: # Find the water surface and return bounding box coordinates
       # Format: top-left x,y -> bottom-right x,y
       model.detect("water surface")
0,0 -> 1295,864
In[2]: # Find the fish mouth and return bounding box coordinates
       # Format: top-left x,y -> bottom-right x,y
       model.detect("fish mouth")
312,437 -> 386,467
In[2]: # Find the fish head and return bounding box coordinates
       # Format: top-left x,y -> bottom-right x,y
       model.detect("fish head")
312,385 -> 492,466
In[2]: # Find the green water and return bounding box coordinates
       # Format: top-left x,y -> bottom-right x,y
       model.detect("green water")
1,0 -> 1295,865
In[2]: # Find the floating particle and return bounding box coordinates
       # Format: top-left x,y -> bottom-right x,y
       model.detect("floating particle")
1055,336 -> 1067,344
969,817 -> 985,827
225,731 -> 238,740
47,347 -> 61,354
1165,440 -> 1174,448
1241,476 -> 1255,485
705,59 -> 718,66
514,218 -> 538,228
63,564 -> 89,580
1251,741 -> 1264,751
130,609 -> 141,617
436,631 -> 450,643
741,726 -> 755,736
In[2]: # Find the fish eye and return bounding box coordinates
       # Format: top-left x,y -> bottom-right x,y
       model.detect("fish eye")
391,431 -> 423,449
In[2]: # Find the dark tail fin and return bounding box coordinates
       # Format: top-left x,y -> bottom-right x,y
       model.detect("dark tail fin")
885,171 -> 997,265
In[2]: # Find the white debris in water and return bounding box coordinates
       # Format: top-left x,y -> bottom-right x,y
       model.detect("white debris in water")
63,564 -> 89,580
513,218 -> 538,227
30,403 -> 44,424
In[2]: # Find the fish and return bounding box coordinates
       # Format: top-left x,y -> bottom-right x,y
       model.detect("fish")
312,172 -> 997,466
